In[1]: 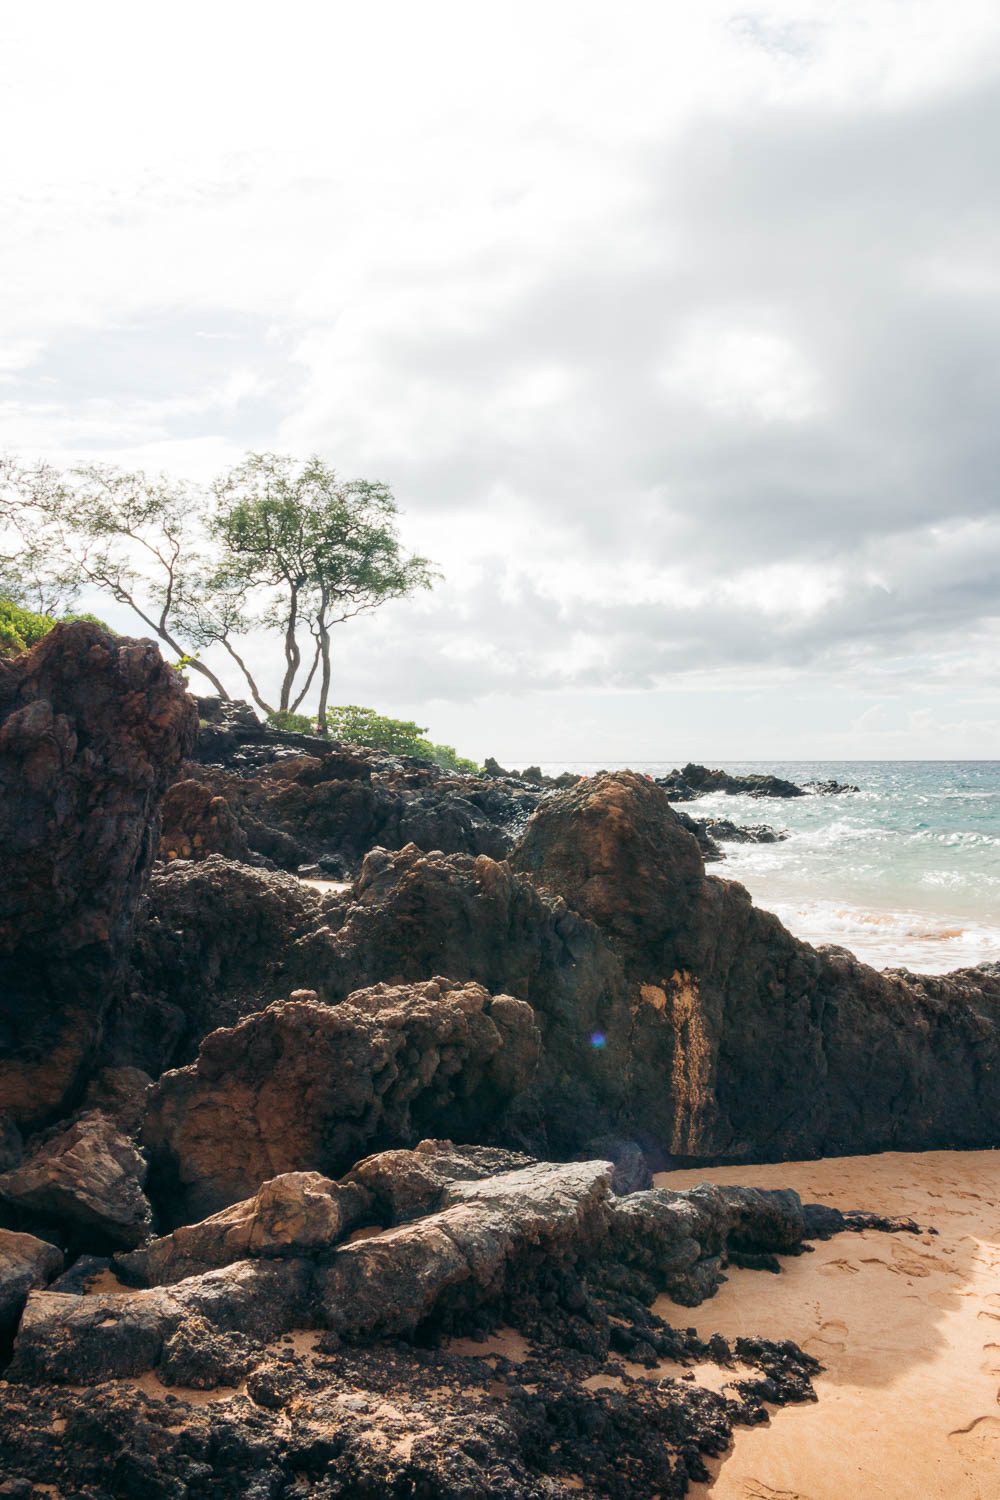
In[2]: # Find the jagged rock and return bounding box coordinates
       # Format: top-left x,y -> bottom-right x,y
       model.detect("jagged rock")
168,748 -> 531,875
802,778 -> 859,794
158,1314 -> 262,1388
695,817 -> 788,845
81,1066 -> 152,1136
8,1257 -> 314,1385
513,771 -> 1000,1161
657,763 -> 807,800
143,978 -> 540,1223
158,778 -> 250,862
116,1172 -> 373,1286
129,857 -> 325,1055
0,1228 -> 62,1332
319,1158 -> 613,1339
0,1111 -> 152,1250
344,1140 -> 539,1224
0,622 -> 196,1129
511,772 -> 705,969
131,845 -> 632,1152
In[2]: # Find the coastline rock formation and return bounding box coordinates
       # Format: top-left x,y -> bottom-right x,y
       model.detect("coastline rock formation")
3,636 -> 999,1496
657,762 -> 858,800
0,622 -> 195,1130
512,773 -> 1000,1161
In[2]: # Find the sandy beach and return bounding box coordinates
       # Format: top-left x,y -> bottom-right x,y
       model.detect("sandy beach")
654,1151 -> 1000,1500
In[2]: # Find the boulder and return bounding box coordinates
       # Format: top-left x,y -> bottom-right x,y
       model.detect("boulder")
143,978 -> 540,1223
158,778 -> 249,862
511,771 -> 705,969
0,1228 -> 62,1333
0,1110 -> 152,1249
0,622 -> 196,1129
344,1139 -> 538,1224
8,1256 -> 314,1385
318,1158 -> 613,1339
116,1172 -> 373,1286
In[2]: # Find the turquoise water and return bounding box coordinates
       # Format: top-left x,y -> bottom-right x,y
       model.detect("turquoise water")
536,761 -> 1000,974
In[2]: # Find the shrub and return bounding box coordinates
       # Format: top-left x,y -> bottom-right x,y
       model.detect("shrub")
265,703 -> 479,771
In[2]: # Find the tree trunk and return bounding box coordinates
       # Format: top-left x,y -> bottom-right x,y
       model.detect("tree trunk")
278,587 -> 301,711
315,619 -> 332,736
183,656 -> 231,699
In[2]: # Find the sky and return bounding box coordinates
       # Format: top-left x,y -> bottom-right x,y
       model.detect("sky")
3,0 -> 1000,763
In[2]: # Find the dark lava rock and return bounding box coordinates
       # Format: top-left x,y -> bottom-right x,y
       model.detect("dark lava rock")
0,622 -> 196,1130
116,1171 -> 373,1286
658,762 -> 807,800
0,1110 -> 152,1250
695,817 -> 788,845
0,1229 -> 62,1334
512,771 -> 1000,1162
142,978 -> 540,1223
131,843 -> 632,1152
164,736 -> 540,875
802,778 -> 859,794
158,777 -> 250,862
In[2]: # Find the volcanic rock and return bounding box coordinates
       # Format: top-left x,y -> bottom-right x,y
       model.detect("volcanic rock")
513,771 -> 1000,1161
116,1171 -> 373,1286
0,1110 -> 152,1249
658,763 -> 806,800
0,1229 -> 62,1334
142,978 -> 540,1223
0,622 -> 196,1129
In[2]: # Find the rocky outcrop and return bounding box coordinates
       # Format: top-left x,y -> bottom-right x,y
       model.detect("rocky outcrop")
142,978 -> 540,1223
694,817 -> 787,846
657,763 -> 859,800
158,778 -> 250,862
0,1110 -> 152,1250
0,622 -> 196,1129
0,1229 -> 62,1334
512,772 -> 1000,1162
162,741 -> 541,875
116,1171 -> 372,1286
131,845 -> 633,1147
11,1151 -> 834,1381
656,762 -> 806,800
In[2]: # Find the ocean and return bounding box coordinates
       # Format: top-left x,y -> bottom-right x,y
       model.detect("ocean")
535,761 -> 1000,975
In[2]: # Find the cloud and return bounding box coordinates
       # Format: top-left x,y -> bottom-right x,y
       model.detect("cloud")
3,1 -> 1000,750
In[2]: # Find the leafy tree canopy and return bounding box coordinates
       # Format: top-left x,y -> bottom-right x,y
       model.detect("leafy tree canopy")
0,451 -> 437,730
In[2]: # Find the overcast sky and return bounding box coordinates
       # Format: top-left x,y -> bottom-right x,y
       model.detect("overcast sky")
4,0 -> 1000,761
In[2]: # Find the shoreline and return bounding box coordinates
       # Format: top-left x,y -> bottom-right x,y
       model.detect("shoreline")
655,1151 -> 1000,1499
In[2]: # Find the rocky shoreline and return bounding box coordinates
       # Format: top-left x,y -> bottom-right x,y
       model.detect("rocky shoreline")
1,623 -> 998,1496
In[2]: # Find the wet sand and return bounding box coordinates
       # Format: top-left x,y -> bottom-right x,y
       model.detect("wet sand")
655,1151 -> 1000,1500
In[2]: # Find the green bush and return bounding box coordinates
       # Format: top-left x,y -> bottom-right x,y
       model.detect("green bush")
265,703 -> 479,772
0,598 -> 107,658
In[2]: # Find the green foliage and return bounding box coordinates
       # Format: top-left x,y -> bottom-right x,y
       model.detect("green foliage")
266,710 -> 317,734
264,703 -> 479,771
0,597 -> 108,657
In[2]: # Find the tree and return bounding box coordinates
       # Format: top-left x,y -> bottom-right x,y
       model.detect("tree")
0,458 -> 229,695
0,451 -> 437,723
201,453 -> 437,732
